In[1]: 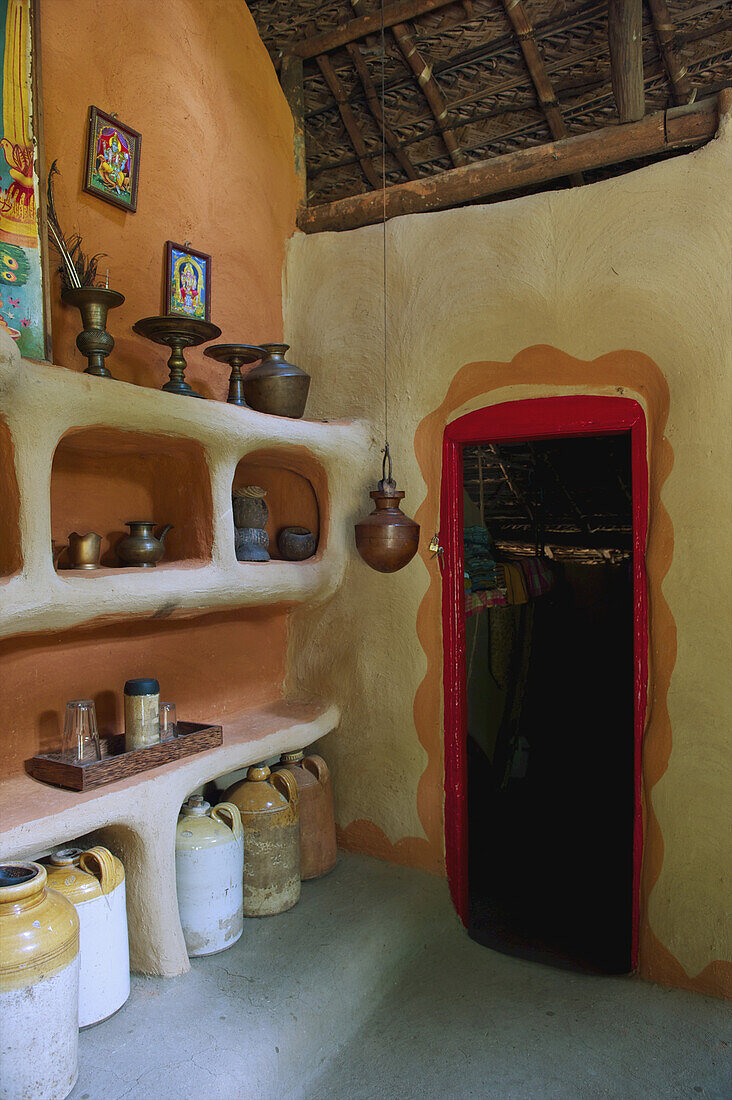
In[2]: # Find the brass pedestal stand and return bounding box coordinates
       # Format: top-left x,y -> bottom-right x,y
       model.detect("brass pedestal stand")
203,344 -> 266,407
132,316 -> 221,398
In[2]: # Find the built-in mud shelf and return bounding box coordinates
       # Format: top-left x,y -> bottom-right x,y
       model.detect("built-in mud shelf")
0,698 -> 340,977
0,339 -> 368,638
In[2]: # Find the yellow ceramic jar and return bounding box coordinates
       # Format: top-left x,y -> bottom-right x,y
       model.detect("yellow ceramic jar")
44,846 -> 130,1028
225,764 -> 301,916
0,861 -> 79,1100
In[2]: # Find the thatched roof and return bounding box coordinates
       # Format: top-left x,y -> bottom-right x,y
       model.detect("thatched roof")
250,0 -> 731,223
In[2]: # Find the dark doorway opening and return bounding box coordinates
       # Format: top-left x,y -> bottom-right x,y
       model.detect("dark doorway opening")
462,432 -> 634,974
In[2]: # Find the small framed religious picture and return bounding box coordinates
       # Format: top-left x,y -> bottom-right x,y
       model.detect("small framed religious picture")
164,241 -> 212,321
84,106 -> 141,212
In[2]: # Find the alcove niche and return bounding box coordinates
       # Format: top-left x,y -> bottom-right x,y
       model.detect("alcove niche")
0,416 -> 21,579
232,446 -> 326,561
50,427 -> 213,570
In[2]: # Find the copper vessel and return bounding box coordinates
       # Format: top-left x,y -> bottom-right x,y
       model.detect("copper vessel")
273,751 -> 337,880
62,286 -> 125,378
203,343 -> 266,407
133,315 -> 221,398
67,531 -> 102,569
354,450 -> 420,573
241,343 -> 310,418
224,763 -> 300,916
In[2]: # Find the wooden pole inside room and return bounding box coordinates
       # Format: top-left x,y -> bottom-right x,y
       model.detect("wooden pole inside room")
294,0 -> 458,58
608,0 -> 645,122
297,95 -> 720,233
280,54 -> 308,207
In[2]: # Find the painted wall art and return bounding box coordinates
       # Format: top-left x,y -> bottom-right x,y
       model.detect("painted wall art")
164,241 -> 211,321
0,0 -> 47,360
84,106 -> 141,212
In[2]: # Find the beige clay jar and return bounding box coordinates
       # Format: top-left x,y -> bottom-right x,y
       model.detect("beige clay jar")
0,862 -> 80,1100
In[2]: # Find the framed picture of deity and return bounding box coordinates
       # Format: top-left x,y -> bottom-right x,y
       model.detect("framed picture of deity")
84,106 -> 141,212
164,241 -> 212,321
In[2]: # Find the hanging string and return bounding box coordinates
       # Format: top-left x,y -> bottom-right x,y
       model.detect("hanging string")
380,0 -> 389,466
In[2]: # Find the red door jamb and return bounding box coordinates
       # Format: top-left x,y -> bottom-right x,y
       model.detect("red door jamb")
440,395 -> 648,970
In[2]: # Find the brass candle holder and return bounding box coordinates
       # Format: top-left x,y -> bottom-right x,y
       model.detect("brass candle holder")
132,315 -> 221,398
203,344 -> 266,407
61,286 -> 125,378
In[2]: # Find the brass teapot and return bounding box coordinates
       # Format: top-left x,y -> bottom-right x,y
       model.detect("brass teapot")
116,521 -> 173,568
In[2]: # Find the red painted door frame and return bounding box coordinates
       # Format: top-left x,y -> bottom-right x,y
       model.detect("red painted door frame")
440,395 -> 648,969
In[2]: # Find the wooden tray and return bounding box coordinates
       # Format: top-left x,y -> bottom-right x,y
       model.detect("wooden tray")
25,721 -> 223,792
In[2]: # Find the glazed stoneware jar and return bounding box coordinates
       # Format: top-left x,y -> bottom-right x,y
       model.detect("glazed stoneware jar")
224,764 -> 300,916
175,796 -> 244,957
0,861 -> 79,1100
273,751 -> 337,880
44,846 -> 130,1028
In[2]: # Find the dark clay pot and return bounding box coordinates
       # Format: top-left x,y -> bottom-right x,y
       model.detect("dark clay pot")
233,491 -> 268,529
277,526 -> 316,561
241,344 -> 310,419
235,527 -> 270,562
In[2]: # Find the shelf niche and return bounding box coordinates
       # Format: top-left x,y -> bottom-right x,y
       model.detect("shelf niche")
0,416 -> 21,579
233,446 -> 325,561
51,427 -> 213,569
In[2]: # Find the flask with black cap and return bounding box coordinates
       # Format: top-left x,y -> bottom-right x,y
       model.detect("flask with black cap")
124,677 -> 160,750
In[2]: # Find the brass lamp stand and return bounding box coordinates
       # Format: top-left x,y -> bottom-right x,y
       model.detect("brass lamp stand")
133,315 -> 221,398
203,344 -> 266,407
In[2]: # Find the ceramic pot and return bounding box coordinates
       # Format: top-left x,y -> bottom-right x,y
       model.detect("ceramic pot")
224,764 -> 300,916
175,796 -> 244,957
67,531 -> 102,570
241,343 -> 310,419
235,526 -> 270,562
273,752 -> 337,880
232,487 -> 268,529
0,862 -> 79,1100
116,521 -> 173,567
277,526 -> 317,561
44,846 -> 130,1028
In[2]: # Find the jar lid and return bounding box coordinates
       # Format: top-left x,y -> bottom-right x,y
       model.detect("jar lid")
48,847 -> 83,867
280,749 -> 305,764
124,678 -> 160,696
180,795 -> 211,816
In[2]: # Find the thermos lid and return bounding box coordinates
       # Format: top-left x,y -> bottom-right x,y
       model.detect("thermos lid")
124,677 -> 160,696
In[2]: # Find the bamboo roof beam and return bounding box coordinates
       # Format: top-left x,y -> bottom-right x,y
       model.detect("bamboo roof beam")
647,0 -> 694,105
280,54 -> 307,207
390,20 -> 467,167
345,42 -> 420,181
293,0 -> 461,58
501,0 -> 584,185
608,0 -> 645,122
297,95 -> 719,233
315,54 -> 381,190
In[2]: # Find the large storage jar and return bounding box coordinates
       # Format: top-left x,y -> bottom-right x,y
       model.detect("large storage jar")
44,846 -> 130,1028
175,796 -> 244,956
273,751 -> 337,880
225,764 -> 300,916
0,862 -> 79,1100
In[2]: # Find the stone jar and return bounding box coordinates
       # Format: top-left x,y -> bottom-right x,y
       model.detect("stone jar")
175,796 -> 244,957
224,764 -> 300,916
233,486 -> 270,562
0,862 -> 80,1100
44,846 -> 130,1028
273,751 -> 337,880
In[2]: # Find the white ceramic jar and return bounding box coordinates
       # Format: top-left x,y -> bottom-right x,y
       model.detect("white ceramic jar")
44,846 -> 130,1028
0,861 -> 79,1100
175,796 -> 244,956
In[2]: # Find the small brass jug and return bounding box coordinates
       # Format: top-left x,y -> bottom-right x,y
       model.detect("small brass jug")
116,522 -> 173,568
67,532 -> 102,570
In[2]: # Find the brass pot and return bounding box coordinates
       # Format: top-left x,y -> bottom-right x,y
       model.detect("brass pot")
67,531 -> 102,569
61,286 -> 125,378
241,343 -> 310,419
116,521 -> 173,567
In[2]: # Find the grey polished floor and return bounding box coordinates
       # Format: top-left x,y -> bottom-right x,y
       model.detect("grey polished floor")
71,853 -> 730,1100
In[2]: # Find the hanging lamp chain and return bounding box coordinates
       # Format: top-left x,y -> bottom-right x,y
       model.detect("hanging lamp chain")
380,0 -> 389,463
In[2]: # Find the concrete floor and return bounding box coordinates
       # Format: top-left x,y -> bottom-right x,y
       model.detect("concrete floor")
71,854 -> 731,1100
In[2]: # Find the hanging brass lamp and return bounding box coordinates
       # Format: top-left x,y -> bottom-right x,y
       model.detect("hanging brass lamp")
355,445 -> 420,573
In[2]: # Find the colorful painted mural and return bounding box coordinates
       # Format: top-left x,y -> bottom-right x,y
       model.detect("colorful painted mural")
0,0 -> 45,359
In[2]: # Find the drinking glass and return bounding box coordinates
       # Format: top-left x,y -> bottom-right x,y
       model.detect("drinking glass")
62,699 -> 101,762
159,701 -> 177,742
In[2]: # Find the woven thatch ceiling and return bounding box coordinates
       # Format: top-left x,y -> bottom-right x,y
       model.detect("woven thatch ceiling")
250,0 -> 731,209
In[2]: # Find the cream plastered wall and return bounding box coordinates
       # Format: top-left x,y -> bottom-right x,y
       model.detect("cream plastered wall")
283,108 -> 732,996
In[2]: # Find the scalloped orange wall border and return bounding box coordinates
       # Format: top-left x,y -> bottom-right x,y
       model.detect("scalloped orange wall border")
337,344 -> 731,999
